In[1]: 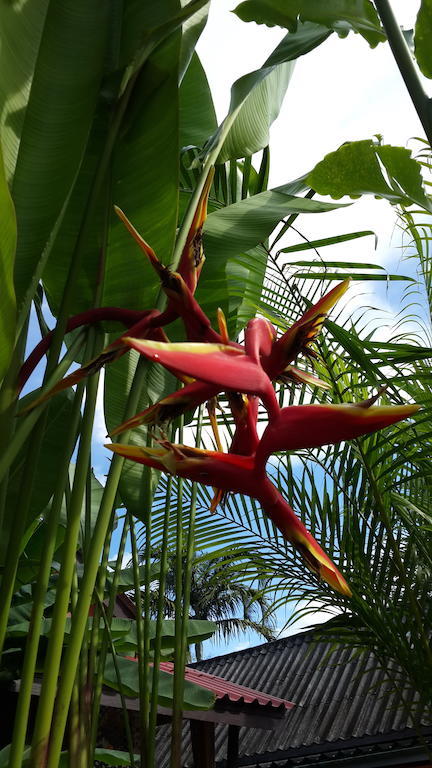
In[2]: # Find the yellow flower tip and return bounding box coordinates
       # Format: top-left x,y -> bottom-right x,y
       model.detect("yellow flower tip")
217,307 -> 229,344
104,443 -> 145,461
108,415 -> 141,437
296,534 -> 352,597
400,403 -> 421,416
122,336 -> 147,348
320,563 -> 352,598
317,277 -> 350,314
364,403 -> 420,418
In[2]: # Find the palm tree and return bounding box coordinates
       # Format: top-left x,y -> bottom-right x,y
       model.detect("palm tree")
139,547 -> 276,660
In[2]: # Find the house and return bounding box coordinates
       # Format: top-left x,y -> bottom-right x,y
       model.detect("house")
156,627 -> 432,767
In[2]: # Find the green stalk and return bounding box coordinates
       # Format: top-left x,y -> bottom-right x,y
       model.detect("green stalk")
0,422 -> 46,656
129,512 -> 147,761
0,329 -> 86,485
98,599 -> 137,768
241,155 -> 252,199
84,465 -> 93,560
148,474 -> 173,766
229,160 -> 238,204
0,327 -> 85,655
141,461 -> 155,768
87,511 -> 131,751
69,569 -> 81,768
374,0 -> 432,146
7,380 -> 85,768
0,319 -> 30,533
171,413 -> 202,766
69,677 -> 81,768
179,411 -> 203,670
43,357 -> 149,768
170,422 -> 184,768
88,506 -> 121,758
78,577 -> 90,768
30,330 -> 102,767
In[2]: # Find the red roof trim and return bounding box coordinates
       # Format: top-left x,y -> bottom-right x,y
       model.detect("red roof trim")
159,661 -> 294,710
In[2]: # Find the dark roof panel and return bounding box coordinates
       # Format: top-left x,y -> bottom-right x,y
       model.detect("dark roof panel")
157,627 -> 431,766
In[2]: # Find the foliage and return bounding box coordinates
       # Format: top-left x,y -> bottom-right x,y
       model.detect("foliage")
0,0 -> 431,766
141,548 -> 276,660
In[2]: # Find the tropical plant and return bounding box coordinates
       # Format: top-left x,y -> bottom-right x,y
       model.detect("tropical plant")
0,0 -> 431,766
141,548 -> 276,660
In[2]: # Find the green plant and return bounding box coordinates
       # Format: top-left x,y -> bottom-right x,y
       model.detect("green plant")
1,1 -> 431,765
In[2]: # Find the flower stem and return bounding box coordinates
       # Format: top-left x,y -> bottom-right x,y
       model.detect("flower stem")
7,379 -> 84,768
44,357 -> 149,768
30,329 -> 102,766
148,474 -> 173,766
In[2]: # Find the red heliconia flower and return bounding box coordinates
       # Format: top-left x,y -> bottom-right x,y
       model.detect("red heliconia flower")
121,337 -> 280,420
106,395 -> 419,596
263,279 -> 350,379
227,393 -> 260,456
104,441 -> 352,594
109,380 -> 220,437
255,401 -> 420,468
258,478 -> 351,596
106,442 -> 256,497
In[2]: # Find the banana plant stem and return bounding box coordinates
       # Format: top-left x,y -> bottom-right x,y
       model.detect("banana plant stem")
148,474 -> 173,766
69,569 -> 81,767
88,506 -> 121,759
141,456 -> 155,768
98,599 -> 137,767
44,357 -> 148,768
0,421 -> 47,660
374,0 -> 432,145
170,421 -> 184,768
88,516 -> 129,755
30,330 -> 102,767
129,512 -> 147,763
7,380 -> 85,768
179,413 -> 203,673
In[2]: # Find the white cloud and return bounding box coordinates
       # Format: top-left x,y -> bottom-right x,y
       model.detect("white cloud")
277,600 -> 340,637
231,640 -> 255,653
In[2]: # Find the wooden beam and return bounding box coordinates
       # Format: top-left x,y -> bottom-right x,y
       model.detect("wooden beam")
226,724 -> 240,767
190,720 -> 215,768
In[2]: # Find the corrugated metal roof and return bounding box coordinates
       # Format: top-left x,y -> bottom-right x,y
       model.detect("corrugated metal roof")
156,627 -> 432,767
158,661 -> 294,711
